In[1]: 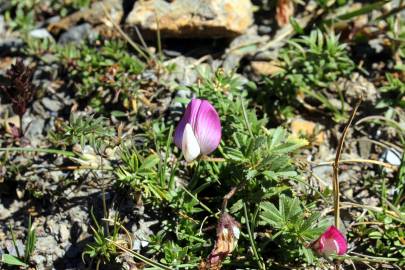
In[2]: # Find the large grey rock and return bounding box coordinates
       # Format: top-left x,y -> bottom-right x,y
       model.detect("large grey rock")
58,23 -> 94,44
41,97 -> 63,112
48,0 -> 122,36
29,28 -> 53,40
126,0 -> 253,38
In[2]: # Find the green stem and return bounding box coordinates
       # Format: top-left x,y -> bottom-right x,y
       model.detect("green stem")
241,97 -> 253,137
161,126 -> 173,188
188,158 -> 201,190
181,186 -> 213,214
243,203 -> 265,270
101,186 -> 109,236
0,147 -> 75,157
168,157 -> 178,191
8,223 -> 21,259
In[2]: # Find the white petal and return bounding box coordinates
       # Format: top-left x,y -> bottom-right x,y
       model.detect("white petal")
332,239 -> 340,254
182,123 -> 201,162
232,226 -> 240,239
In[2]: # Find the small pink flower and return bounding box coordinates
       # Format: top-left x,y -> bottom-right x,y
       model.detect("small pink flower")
311,226 -> 348,256
174,99 -> 221,162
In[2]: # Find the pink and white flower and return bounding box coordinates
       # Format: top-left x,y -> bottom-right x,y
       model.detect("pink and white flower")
174,99 -> 221,162
311,226 -> 348,256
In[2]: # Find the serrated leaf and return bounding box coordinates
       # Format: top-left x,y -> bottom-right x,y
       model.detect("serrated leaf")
260,202 -> 283,227
230,199 -> 243,214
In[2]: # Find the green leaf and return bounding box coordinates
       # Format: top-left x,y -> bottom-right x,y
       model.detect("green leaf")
369,231 -> 383,239
224,147 -> 245,161
338,0 -> 389,21
260,201 -> 283,227
1,254 -> 28,267
111,111 -> 128,117
290,17 -> 304,34
230,199 -> 243,214
140,154 -> 160,170
269,127 -> 284,149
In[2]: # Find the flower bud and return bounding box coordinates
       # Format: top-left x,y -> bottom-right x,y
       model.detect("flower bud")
310,226 -> 348,256
174,99 -> 221,162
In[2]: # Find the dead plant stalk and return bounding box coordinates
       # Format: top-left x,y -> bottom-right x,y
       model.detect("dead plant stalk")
333,99 -> 362,230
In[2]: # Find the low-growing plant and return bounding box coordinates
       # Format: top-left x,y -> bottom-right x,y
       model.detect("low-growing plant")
57,40 -> 145,113
48,0 -> 92,16
1,216 -> 37,268
121,70 -> 322,269
23,36 -> 57,59
349,199 -> 405,266
82,210 -> 126,270
377,73 -> 405,109
48,114 -> 116,149
3,0 -> 36,33
263,29 -> 355,122
259,195 -> 328,264
115,145 -> 166,202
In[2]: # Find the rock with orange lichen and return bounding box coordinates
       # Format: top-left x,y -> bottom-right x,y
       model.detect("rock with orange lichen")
126,0 -> 253,39
251,61 -> 283,76
291,118 -> 325,145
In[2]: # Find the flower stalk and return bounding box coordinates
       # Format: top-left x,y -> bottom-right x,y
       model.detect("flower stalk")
333,99 -> 361,229
0,59 -> 36,138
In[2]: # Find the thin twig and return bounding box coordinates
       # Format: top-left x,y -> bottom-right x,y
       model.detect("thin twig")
337,252 -> 400,263
333,99 -> 362,229
222,186 -> 237,212
102,218 -> 133,250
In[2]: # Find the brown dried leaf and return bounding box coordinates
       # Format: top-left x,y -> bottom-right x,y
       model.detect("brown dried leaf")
276,0 -> 294,27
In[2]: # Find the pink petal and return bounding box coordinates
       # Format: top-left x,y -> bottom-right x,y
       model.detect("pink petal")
174,99 -> 202,149
322,226 -> 348,255
193,100 -> 222,155
312,226 -> 348,256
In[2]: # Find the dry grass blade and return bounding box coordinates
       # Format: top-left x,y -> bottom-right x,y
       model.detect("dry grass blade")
106,239 -> 172,270
315,159 -> 397,169
100,4 -> 151,62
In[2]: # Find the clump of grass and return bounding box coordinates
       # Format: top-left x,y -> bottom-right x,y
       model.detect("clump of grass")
377,73 -> 405,109
0,216 -> 37,268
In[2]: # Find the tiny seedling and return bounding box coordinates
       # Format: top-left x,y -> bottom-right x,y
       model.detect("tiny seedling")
1,216 -> 37,268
